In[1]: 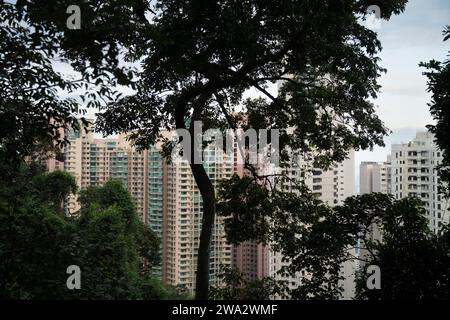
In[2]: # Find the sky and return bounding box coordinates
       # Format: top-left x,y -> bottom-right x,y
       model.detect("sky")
354,0 -> 450,191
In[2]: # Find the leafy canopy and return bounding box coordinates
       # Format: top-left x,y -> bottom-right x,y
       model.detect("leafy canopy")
0,163 -> 173,299
356,198 -> 450,300
218,181 -> 450,299
14,0 -> 406,166
421,25 -> 450,196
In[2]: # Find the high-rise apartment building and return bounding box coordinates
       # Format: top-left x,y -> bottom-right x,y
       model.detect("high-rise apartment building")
64,118 -> 359,296
360,159 -> 391,194
357,131 -> 450,295
360,132 -> 449,233
64,122 -> 149,222
390,132 -> 449,232
233,242 -> 270,282
160,134 -> 233,291
228,134 -> 272,283
267,150 -> 356,298
64,124 -> 233,293
64,123 -> 91,214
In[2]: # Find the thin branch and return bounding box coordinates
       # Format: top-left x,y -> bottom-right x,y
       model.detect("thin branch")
247,77 -> 278,103
214,92 -> 236,130
21,78 -> 87,93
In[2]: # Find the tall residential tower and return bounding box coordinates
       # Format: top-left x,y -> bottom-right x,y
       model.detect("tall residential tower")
360,132 -> 449,233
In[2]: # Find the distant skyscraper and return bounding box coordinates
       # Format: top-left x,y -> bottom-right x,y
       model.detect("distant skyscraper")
360,159 -> 391,195
159,131 -> 233,292
148,144 -> 165,277
267,150 -> 356,299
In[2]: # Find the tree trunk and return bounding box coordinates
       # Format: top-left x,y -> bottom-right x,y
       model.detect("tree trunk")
190,163 -> 215,300
175,92 -> 215,299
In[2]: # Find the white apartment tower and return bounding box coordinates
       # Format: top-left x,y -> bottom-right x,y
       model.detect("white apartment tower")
268,150 -> 356,299
390,132 -> 449,233
359,132 -> 449,233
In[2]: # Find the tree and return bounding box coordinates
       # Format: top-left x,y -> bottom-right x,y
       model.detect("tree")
78,180 -> 162,279
421,25 -> 450,196
0,163 -> 79,299
218,184 -> 450,299
210,267 -> 285,300
0,1 -> 123,167
1,2 -> 72,164
217,181 -> 391,299
0,164 -> 169,299
18,0 -> 408,299
33,170 -> 78,214
75,180 -> 163,298
355,198 -> 450,300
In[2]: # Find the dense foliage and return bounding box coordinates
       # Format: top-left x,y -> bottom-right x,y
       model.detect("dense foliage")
218,184 -> 450,299
355,198 -> 450,299
0,163 -> 186,299
421,25 -> 450,196
210,267 -> 285,300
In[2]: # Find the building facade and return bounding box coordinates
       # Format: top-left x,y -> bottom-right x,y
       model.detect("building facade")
267,150 -> 356,299
64,125 -> 233,294
360,159 -> 391,195
161,135 -> 233,292
64,123 -> 149,222
228,132 -> 272,283
390,132 -> 449,233
360,132 -> 449,233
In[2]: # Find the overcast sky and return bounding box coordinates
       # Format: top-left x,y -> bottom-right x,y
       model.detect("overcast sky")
354,0 -> 450,191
